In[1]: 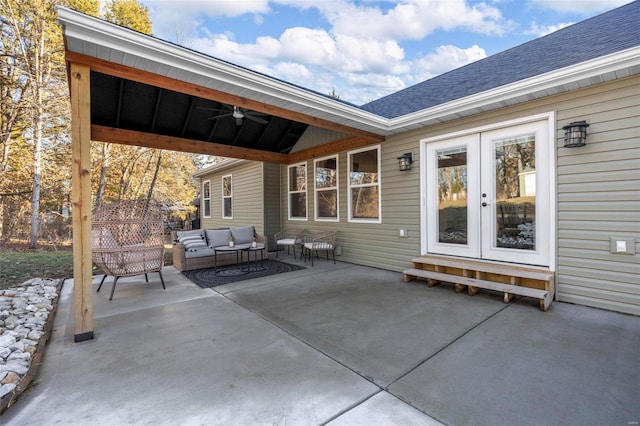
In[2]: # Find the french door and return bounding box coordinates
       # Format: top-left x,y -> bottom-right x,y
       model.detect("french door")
425,118 -> 551,266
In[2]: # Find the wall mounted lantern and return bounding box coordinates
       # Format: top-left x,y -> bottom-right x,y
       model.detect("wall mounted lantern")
563,121 -> 589,148
397,152 -> 413,171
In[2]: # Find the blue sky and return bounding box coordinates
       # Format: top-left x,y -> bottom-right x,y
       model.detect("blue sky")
141,0 -> 632,105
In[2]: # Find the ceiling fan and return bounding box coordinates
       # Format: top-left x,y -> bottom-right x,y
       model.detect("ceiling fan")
197,104 -> 268,126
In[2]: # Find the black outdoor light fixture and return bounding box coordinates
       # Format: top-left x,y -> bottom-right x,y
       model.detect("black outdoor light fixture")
397,152 -> 413,171
563,120 -> 589,148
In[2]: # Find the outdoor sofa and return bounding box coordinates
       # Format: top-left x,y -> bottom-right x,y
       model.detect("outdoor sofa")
172,225 -> 266,272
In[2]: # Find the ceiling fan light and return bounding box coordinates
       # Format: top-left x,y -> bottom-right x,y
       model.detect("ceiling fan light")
232,106 -> 244,119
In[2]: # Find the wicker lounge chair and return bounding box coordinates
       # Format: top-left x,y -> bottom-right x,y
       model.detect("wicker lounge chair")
274,228 -> 305,259
302,231 -> 337,266
92,199 -> 166,300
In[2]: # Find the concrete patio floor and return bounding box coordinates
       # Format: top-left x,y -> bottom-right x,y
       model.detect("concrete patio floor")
2,254 -> 638,425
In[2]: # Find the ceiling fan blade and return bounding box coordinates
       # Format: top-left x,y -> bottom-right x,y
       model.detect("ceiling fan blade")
207,113 -> 233,120
244,114 -> 268,125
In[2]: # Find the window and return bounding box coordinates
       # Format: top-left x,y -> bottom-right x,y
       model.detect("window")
222,175 -> 232,219
202,180 -> 211,218
348,146 -> 381,222
314,156 -> 338,221
288,163 -> 307,220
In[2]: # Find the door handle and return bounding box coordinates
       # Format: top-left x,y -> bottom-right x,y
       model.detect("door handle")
482,202 -> 490,207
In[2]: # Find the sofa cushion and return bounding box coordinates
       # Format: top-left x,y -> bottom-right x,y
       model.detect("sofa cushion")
205,229 -> 232,248
230,225 -> 255,244
176,230 -> 207,251
184,247 -> 217,259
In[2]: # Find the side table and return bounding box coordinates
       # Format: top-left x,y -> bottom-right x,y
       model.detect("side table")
243,243 -> 266,272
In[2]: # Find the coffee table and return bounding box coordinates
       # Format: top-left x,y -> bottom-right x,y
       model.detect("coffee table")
214,245 -> 250,276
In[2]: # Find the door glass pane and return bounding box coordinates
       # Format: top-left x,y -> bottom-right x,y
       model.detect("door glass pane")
437,147 -> 468,245
493,134 -> 536,250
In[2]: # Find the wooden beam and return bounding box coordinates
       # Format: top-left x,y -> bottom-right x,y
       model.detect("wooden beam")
69,62 -> 94,342
91,125 -> 290,164
286,135 -> 386,164
66,51 -> 385,141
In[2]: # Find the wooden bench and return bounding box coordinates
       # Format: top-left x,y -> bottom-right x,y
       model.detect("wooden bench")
403,255 -> 554,311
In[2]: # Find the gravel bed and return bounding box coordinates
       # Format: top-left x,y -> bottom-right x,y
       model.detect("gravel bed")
0,278 -> 62,414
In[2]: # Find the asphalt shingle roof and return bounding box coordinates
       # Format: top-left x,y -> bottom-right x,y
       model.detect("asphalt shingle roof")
361,1 -> 640,118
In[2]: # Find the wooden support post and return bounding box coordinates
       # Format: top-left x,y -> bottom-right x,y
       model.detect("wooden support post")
468,271 -> 483,296
504,276 -> 519,303
456,269 -> 471,293
70,62 -> 94,342
428,265 -> 442,287
403,273 -> 416,282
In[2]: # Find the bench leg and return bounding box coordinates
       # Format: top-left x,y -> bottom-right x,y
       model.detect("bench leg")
454,283 -> 466,293
427,279 -> 439,288
540,292 -> 552,311
504,292 -> 516,303
468,285 -> 481,296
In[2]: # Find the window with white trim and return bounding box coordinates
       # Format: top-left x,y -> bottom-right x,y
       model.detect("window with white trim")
222,175 -> 232,219
348,146 -> 381,223
288,163 -> 307,220
314,156 -> 338,221
202,180 -> 211,218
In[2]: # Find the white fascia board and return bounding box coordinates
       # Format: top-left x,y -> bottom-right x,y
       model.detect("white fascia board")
192,159 -> 249,178
58,7 -> 389,133
387,47 -> 640,133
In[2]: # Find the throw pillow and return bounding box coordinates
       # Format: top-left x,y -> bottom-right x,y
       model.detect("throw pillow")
230,225 -> 255,244
205,229 -> 232,248
176,230 -> 207,252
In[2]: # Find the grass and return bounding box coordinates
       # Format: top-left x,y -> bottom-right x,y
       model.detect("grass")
0,242 -> 173,291
0,250 -> 74,290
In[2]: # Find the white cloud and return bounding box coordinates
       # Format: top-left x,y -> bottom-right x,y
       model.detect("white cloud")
190,26 -> 409,81
141,0 -> 507,104
528,0 -> 631,13
525,21 -> 574,37
410,44 -> 487,83
144,0 -> 270,41
311,0 -> 513,39
278,27 -> 338,65
272,61 -> 313,82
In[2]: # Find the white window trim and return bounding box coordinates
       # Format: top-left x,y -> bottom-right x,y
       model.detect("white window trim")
288,162 -> 308,221
348,145 -> 382,223
222,174 -> 233,219
202,180 -> 211,218
314,155 -> 339,222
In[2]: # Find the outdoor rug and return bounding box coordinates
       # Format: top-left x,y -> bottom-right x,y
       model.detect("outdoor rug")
183,260 -> 305,288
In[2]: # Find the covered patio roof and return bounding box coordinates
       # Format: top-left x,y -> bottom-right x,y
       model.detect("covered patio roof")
60,8 -> 392,165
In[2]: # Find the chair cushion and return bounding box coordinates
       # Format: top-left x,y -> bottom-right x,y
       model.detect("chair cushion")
230,226 -> 255,244
276,238 -> 298,245
304,242 -> 333,250
205,229 -> 232,248
176,230 -> 207,251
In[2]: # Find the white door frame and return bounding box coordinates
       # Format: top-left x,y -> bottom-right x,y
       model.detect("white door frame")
420,112 -> 556,269
425,134 -> 480,258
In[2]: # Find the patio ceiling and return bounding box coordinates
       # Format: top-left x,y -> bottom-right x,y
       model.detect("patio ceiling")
89,71 -> 310,157
60,8 -> 389,164
66,50 -> 386,164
